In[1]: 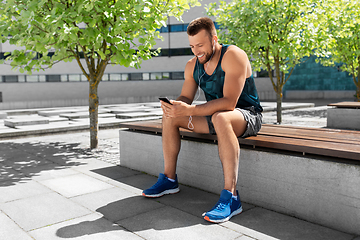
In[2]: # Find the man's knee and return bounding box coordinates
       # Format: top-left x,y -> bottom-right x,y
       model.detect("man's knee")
211,112 -> 230,130
162,115 -> 185,129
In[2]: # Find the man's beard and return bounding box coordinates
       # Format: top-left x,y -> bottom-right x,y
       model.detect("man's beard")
198,48 -> 214,65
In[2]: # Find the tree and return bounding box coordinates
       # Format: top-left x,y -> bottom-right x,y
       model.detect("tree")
318,0 -> 360,101
207,0 -> 324,123
0,0 -> 199,148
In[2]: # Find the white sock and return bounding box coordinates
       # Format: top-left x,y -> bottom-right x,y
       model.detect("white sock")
167,177 -> 176,182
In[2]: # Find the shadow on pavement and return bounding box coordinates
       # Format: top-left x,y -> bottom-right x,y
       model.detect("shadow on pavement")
0,141 -> 93,186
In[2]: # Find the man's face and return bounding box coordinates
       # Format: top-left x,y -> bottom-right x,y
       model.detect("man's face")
188,29 -> 214,65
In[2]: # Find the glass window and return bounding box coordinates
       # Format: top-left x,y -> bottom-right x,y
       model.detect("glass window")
170,24 -> 183,32
102,74 -> 109,81
172,72 -> 184,79
142,73 -> 150,80
109,74 -> 121,81
81,74 -> 88,81
68,74 -> 81,82
26,75 -> 38,82
130,73 -> 142,80
162,72 -> 170,79
121,73 -> 129,80
159,26 -> 168,33
46,75 -> 61,82
18,75 -> 26,82
39,75 -> 46,82
3,75 -> 18,82
61,75 -> 68,82
150,72 -> 162,80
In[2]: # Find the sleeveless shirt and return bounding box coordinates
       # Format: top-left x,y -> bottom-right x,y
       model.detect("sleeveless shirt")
193,44 -> 263,113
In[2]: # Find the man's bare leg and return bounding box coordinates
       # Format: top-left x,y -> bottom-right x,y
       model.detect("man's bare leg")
162,115 -> 209,180
211,110 -> 247,195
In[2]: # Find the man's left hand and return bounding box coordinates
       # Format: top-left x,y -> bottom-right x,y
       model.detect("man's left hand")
161,100 -> 190,118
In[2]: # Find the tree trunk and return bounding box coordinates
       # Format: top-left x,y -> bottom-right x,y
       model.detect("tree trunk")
89,82 -> 99,149
276,89 -> 282,123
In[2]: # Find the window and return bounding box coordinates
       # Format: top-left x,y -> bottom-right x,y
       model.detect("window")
39,75 -> 46,82
151,72 -> 162,80
121,73 -> 129,80
68,74 -> 81,82
46,75 -> 61,82
129,73 -> 142,80
159,26 -> 169,33
102,74 -> 109,81
172,72 -> 184,79
170,24 -> 184,32
18,75 -> 26,82
162,72 -> 170,79
61,75 -> 68,82
142,73 -> 150,80
109,74 -> 121,81
2,75 -> 18,82
26,75 -> 39,82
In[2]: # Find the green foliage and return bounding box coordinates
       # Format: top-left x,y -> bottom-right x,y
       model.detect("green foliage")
0,0 -> 200,80
207,0 -> 323,88
207,0 -> 326,122
318,0 -> 360,100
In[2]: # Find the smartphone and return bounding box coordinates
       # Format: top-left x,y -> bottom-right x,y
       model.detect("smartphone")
159,97 -> 172,105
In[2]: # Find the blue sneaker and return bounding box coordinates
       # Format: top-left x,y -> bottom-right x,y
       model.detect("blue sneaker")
203,189 -> 243,223
142,173 -> 180,198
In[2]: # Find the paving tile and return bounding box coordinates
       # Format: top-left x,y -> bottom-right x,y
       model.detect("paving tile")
0,180 -> 52,203
87,165 -> 142,183
71,187 -> 165,222
222,207 -> 354,240
40,173 -> 114,198
109,173 -> 159,195
0,192 -> 92,231
157,184 -> 255,219
0,164 -> 27,185
0,211 -> 33,240
117,206 -> 242,240
19,163 -> 79,181
29,213 -> 143,240
70,159 -> 115,172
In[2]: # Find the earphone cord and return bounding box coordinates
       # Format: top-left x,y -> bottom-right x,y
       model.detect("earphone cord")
188,45 -> 215,130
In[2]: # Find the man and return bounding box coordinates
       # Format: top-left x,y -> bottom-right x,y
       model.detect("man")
142,17 -> 263,223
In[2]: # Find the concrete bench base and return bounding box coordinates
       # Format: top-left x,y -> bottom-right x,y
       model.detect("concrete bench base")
327,108 -> 360,130
119,129 -> 360,235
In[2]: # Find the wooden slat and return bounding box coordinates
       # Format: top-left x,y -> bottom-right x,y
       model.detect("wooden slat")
328,102 -> 360,109
119,120 -> 360,161
239,135 -> 360,160
259,125 -> 360,145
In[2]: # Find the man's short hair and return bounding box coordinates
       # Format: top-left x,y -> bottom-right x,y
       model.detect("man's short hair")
187,17 -> 216,40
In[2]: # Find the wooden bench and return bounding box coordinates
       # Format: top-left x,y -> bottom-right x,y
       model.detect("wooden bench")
118,119 -> 360,235
119,119 -> 360,161
327,101 -> 360,130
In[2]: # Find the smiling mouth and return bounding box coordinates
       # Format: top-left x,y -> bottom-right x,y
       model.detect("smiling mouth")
197,54 -> 204,58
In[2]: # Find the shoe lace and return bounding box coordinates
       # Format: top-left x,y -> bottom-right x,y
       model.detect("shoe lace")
151,178 -> 165,189
213,199 -> 228,211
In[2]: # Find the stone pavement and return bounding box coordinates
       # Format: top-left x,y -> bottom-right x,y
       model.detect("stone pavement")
0,129 -> 358,240
0,100 -> 359,240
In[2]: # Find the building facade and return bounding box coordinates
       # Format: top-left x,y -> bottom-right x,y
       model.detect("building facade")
0,0 -> 355,110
